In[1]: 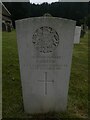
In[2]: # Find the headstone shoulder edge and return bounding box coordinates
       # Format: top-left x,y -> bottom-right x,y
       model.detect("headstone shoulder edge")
15,17 -> 76,24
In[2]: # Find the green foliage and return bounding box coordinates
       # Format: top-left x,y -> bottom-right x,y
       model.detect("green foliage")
3,2 -> 89,27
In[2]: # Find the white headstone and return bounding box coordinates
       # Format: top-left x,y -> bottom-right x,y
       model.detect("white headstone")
15,17 -> 76,113
74,26 -> 81,44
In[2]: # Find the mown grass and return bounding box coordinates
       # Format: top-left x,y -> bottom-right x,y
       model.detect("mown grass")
2,30 -> 88,119
0,31 -> 2,120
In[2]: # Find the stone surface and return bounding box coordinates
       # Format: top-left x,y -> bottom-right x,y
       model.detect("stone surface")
74,26 -> 81,44
16,17 -> 76,113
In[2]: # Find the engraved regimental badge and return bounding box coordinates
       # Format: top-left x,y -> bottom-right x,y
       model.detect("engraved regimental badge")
32,26 -> 59,53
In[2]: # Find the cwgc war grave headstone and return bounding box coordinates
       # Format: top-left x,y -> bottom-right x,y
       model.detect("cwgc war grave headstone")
74,26 -> 81,44
16,16 -> 76,113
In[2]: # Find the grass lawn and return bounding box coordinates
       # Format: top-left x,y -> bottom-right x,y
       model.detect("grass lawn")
0,31 -> 2,120
2,30 -> 88,119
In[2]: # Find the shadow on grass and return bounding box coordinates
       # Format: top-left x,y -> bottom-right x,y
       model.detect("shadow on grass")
2,111 -> 81,120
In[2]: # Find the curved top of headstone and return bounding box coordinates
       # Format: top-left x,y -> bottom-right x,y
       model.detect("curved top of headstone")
43,13 -> 52,17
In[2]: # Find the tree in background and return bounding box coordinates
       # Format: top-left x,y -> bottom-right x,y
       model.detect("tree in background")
3,2 -> 89,29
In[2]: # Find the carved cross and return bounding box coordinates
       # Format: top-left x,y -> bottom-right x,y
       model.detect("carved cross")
38,72 -> 54,95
